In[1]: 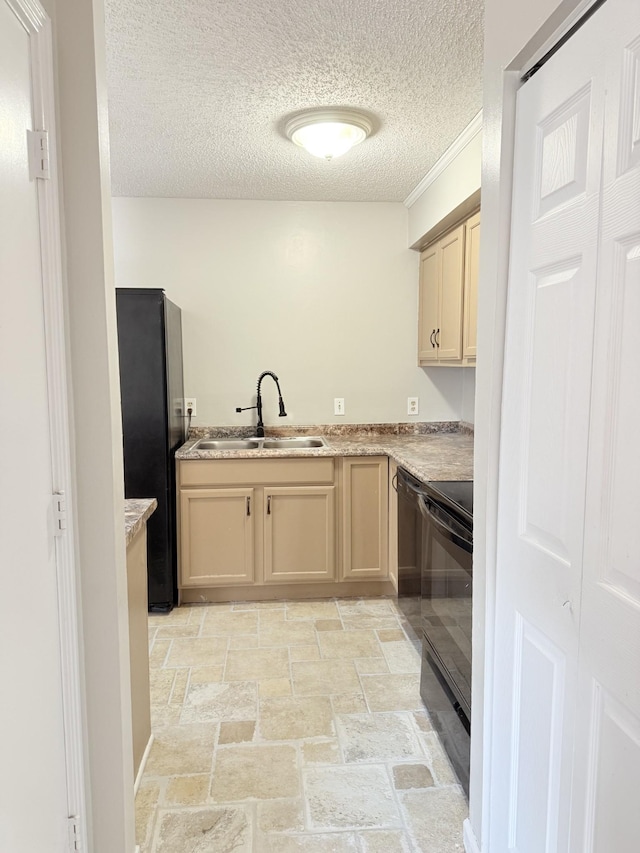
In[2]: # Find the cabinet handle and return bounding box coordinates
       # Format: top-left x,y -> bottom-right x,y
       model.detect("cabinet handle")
246,496 -> 251,517
435,328 -> 440,347
267,495 -> 271,515
430,330 -> 435,347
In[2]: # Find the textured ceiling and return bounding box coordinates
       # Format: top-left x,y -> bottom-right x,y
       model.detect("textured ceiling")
104,0 -> 484,201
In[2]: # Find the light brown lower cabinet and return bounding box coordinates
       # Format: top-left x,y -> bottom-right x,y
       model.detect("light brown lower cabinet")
177,456 -> 394,599
341,457 -> 389,580
264,486 -> 335,583
180,487 -> 255,587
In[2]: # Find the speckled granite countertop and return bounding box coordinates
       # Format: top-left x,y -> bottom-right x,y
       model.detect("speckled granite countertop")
124,498 -> 157,547
176,423 -> 473,482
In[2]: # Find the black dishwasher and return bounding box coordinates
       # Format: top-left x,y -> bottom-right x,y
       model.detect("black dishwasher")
396,467 -> 473,795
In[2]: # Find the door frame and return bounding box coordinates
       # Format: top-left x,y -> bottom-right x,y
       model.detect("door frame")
7,0 -> 88,842
472,1 -> 608,852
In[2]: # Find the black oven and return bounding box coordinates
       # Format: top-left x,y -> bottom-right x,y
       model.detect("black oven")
396,468 -> 473,795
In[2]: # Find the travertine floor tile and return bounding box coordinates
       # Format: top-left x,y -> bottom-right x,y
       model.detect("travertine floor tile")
354,657 -> 389,675
304,764 -> 401,829
336,713 -> 424,763
149,670 -> 176,705
169,669 -> 189,705
189,665 -> 224,685
164,775 -> 210,805
228,634 -> 260,650
381,641 -> 422,674
338,600 -> 399,630
256,833 -> 358,852
358,829 -> 414,853
360,674 -> 423,712
412,710 -> 433,733
317,629 -> 381,659
302,739 -> 341,765
152,806 -> 251,852
331,693 -> 369,714
201,609 -> 258,635
165,637 -> 227,668
259,620 -> 317,647
286,601 -> 340,620
259,677 -> 292,698
149,639 -> 171,669
259,695 -> 334,740
289,644 -> 320,662
211,744 -> 299,800
218,720 -> 256,745
180,681 -> 257,724
150,704 -> 182,729
400,787 -> 467,852
292,659 -> 361,696
145,724 -> 217,776
225,647 -> 289,681
392,763 -> 435,790
137,599 -> 467,851
315,619 -> 343,631
420,732 -> 458,785
155,624 -> 201,639
257,798 -> 305,833
135,779 -> 160,848
377,629 -> 407,643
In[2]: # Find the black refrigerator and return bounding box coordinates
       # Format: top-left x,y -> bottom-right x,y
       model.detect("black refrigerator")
116,288 -> 186,612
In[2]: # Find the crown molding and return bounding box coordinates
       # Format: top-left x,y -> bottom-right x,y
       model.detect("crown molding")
404,109 -> 483,208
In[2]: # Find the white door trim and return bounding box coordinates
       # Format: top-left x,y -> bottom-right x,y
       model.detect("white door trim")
8,0 -> 88,842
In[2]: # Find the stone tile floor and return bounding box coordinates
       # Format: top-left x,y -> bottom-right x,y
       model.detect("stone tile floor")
138,597 -> 467,852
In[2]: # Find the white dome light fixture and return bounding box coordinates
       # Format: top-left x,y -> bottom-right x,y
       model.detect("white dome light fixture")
285,108 -> 373,161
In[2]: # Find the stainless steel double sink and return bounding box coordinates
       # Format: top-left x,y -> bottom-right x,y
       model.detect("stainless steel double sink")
190,436 -> 327,451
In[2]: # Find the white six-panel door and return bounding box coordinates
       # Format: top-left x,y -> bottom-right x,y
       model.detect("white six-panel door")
490,0 -> 640,850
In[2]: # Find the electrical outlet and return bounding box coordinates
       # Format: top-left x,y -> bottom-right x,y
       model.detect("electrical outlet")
334,398 -> 345,416
184,397 -> 197,417
407,396 -> 419,416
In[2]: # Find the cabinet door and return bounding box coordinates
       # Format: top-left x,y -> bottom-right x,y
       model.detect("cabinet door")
180,488 -> 255,586
418,244 -> 439,363
342,457 -> 389,580
437,223 -> 465,360
463,211 -> 480,360
264,487 -> 335,583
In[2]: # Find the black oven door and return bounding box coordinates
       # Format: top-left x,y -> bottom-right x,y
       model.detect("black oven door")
419,494 -> 472,720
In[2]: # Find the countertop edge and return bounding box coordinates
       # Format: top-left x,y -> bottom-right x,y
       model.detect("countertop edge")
175,433 -> 474,483
125,498 -> 158,547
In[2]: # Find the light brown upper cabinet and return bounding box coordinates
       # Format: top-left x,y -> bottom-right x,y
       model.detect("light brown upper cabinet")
462,211 -> 480,360
418,211 -> 479,366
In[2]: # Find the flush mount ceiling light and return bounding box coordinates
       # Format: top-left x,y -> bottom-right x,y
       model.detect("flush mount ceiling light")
285,109 -> 373,161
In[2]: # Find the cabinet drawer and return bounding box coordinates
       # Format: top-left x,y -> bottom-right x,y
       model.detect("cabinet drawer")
179,457 -> 335,487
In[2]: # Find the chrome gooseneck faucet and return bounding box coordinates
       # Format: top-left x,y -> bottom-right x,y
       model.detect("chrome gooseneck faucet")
236,371 -> 288,437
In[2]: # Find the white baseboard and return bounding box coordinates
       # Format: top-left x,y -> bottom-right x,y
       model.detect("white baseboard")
133,733 -> 154,798
463,818 -> 481,853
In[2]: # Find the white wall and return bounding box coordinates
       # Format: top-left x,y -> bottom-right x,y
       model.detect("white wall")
471,1 -> 592,850
112,198 -> 466,427
407,124 -> 482,247
461,368 -> 476,424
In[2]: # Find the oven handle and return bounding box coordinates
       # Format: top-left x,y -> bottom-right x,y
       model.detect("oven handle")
419,496 -> 473,554
397,470 -> 425,497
